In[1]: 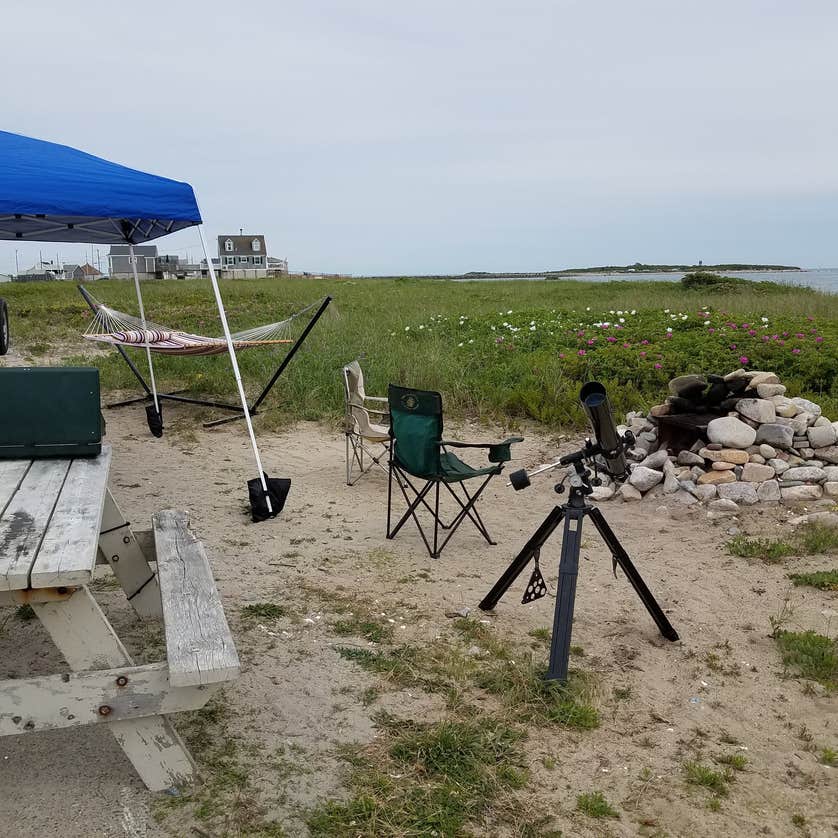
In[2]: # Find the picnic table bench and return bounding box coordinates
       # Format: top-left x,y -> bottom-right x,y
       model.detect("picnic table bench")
0,444 -> 239,790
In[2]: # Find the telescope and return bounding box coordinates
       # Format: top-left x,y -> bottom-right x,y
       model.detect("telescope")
508,381 -> 634,491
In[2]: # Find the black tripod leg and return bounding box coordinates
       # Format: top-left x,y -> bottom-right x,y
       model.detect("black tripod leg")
479,506 -> 565,611
547,507 -> 586,681
588,506 -> 679,642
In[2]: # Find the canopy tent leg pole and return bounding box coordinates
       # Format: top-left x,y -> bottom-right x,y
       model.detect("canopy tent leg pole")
197,225 -> 272,515
128,244 -> 161,423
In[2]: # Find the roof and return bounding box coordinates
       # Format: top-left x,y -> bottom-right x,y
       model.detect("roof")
109,244 -> 158,256
218,234 -> 266,255
0,130 -> 201,244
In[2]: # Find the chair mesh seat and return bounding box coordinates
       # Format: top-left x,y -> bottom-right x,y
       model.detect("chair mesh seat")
438,453 -> 502,483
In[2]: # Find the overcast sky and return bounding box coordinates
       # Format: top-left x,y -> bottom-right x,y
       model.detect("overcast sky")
2,1 -> 837,275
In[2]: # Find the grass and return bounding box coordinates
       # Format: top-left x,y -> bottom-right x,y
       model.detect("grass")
683,760 -> 734,796
728,523 -> 838,564
715,753 -> 748,771
789,569 -> 838,591
5,275 -> 838,429
240,602 -> 287,622
775,630 -> 838,691
576,791 -> 619,819
306,714 -> 545,837
820,747 -> 837,767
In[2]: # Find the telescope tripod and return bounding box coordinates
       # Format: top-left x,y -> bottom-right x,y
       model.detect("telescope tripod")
479,457 -> 679,682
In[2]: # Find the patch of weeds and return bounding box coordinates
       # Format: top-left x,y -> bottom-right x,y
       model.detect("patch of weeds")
89,575 -> 121,591
570,644 -> 585,657
307,715 -> 530,837
576,791 -> 619,819
360,686 -> 380,707
613,685 -> 632,701
335,646 -> 421,685
333,615 -> 393,644
776,630 -> 838,690
14,604 -> 36,621
819,747 -> 837,767
799,522 -> 838,554
528,627 -> 551,645
707,797 -> 722,812
683,760 -> 733,796
715,753 -> 748,771
727,534 -> 795,563
792,813 -> 807,829
542,755 -> 556,770
241,602 -> 287,623
453,617 -> 511,659
769,591 -> 796,638
718,731 -> 740,746
704,650 -> 741,677
788,569 -> 838,591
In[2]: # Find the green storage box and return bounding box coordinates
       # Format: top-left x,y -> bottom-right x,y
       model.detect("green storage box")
0,366 -> 102,458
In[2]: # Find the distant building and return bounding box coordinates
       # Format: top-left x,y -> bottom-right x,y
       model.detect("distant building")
108,245 -> 159,279
217,234 -> 269,278
0,273 -> 11,283
64,263 -> 103,281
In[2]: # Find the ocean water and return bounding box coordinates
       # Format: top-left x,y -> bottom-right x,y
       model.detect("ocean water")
454,268 -> 838,292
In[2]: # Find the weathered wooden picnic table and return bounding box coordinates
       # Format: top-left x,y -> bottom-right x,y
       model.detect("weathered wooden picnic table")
0,444 -> 239,790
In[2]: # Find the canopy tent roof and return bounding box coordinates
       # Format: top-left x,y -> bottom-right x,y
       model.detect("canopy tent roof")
0,130 -> 201,244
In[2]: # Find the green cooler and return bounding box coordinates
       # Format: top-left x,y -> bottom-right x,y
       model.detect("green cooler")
0,366 -> 102,458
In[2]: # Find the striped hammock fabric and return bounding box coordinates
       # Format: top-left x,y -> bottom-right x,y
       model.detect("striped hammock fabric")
82,292 -> 325,356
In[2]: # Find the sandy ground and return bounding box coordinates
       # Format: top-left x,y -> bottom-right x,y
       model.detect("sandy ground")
0,397 -> 836,837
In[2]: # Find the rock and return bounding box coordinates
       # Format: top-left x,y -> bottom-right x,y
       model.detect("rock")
768,458 -> 789,475
790,415 -> 811,435
699,447 -> 749,464
663,473 -> 680,494
780,480 -> 804,488
697,470 -> 736,485
757,480 -> 781,502
680,478 -> 697,492
755,423 -> 794,450
748,371 -> 780,386
649,404 -> 670,417
791,397 -> 822,418
736,398 -> 776,424
823,466 -> 838,481
628,466 -> 664,492
815,446 -> 838,464
717,482 -> 760,505
711,461 -> 736,471
781,485 -> 823,502
668,374 -> 706,396
774,399 -> 799,418
813,416 -> 831,428
590,486 -> 614,501
788,511 -> 838,527
808,424 -> 838,449
741,463 -> 775,482
823,482 -> 838,497
783,466 -> 827,483
749,454 -> 766,464
723,368 -> 749,381
618,483 -> 642,502
709,498 -> 740,515
637,431 -> 658,446
691,465 -> 706,481
676,467 -> 694,480
806,460 -> 825,468
707,416 -> 757,449
799,447 -> 816,460
733,465 -> 743,480
640,450 -> 669,469
662,459 -> 677,476
627,448 -> 646,462
759,444 -> 777,459
677,450 -> 705,467
673,489 -> 699,505
756,383 -> 786,398
692,484 -> 717,501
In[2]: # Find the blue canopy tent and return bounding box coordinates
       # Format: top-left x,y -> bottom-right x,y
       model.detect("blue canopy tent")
0,129 -> 275,516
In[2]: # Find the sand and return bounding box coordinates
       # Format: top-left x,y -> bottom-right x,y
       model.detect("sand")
0,403 -> 836,837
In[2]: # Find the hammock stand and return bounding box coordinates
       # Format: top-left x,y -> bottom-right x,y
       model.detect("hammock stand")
78,284 -> 332,427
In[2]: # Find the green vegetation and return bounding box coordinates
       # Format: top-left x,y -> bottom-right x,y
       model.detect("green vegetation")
3,275 -> 838,429
683,760 -> 734,796
775,630 -> 838,691
728,523 -> 838,564
575,791 -> 620,819
240,602 -> 287,622
715,752 -> 748,771
820,747 -> 837,767
306,714 -> 554,837
788,569 -> 838,591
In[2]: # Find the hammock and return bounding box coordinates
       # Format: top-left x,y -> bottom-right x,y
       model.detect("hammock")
81,291 -> 320,356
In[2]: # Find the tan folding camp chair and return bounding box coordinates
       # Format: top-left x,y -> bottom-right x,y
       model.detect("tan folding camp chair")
343,359 -> 390,485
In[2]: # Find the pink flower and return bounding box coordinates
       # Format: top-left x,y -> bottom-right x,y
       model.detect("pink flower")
558,353 -> 565,359
747,329 -> 756,336
587,338 -> 595,346
639,351 -> 647,358
778,340 -> 785,346
782,331 -> 789,337
739,355 -> 749,365
708,328 -> 716,334
606,336 -> 617,343
762,335 -> 770,342
729,344 -> 737,350
577,330 -> 585,338
816,336 -> 824,343
641,339 -> 649,345
654,363 -> 662,369
795,333 -> 805,339
742,323 -> 750,329
577,349 -> 586,356
495,337 -> 503,343
792,348 -> 801,354
622,342 -> 631,349
665,333 -> 673,339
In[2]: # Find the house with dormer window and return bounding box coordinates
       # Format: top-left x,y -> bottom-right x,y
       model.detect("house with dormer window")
217,234 -> 269,278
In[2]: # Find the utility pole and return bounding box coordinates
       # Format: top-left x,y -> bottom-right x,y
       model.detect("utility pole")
14,249 -> 19,278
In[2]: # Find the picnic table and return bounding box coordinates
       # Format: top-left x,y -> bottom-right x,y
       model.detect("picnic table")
0,444 -> 239,790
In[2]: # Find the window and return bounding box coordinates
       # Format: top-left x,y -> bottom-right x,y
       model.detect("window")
252,256 -> 263,265
238,256 -> 248,264
224,239 -> 234,252
251,239 -> 261,252
224,256 -> 235,265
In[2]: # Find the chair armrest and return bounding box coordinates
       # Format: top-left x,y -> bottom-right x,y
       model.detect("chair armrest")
365,395 -> 389,404
439,437 -> 523,463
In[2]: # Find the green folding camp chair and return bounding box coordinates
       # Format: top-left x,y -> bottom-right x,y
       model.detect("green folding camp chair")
386,384 -> 522,559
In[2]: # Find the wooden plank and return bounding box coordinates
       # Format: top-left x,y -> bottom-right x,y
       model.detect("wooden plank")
0,662 -> 219,735
97,489 -> 162,619
0,460 -> 30,516
30,447 -> 112,589
154,509 -> 240,688
0,458 -> 70,591
33,587 -> 196,790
